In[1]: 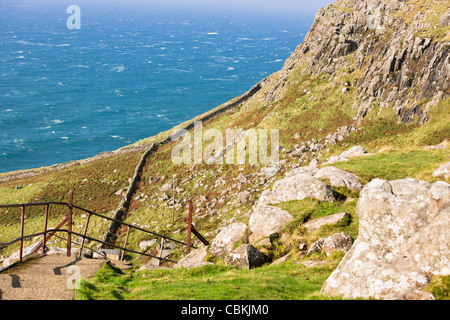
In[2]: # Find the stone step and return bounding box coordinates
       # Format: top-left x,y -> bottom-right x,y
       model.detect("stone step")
0,274 -> 69,289
0,254 -> 106,300
0,287 -> 75,300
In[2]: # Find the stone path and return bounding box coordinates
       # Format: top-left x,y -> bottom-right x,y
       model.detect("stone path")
0,254 -> 107,300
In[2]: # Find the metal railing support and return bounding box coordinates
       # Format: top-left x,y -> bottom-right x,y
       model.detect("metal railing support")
67,190 -> 74,257
78,212 -> 91,258
43,204 -> 49,254
19,205 -> 25,263
121,226 -> 131,261
186,200 -> 193,255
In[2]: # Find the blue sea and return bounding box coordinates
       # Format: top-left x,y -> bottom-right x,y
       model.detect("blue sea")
0,0 -> 322,173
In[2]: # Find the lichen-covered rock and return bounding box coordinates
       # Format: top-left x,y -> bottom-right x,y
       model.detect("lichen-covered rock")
209,222 -> 248,258
302,212 -> 351,233
257,173 -> 335,207
306,238 -> 325,256
339,146 -> 368,159
323,233 -> 353,256
432,161 -> 450,179
320,178 -> 450,300
175,247 -> 213,269
315,166 -> 364,191
225,244 -> 267,269
248,205 -> 293,243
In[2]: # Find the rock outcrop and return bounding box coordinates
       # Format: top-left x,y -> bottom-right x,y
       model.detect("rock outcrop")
257,173 -> 336,207
302,212 -> 351,233
321,178 -> 450,300
248,206 -> 293,243
259,0 -> 449,124
225,244 -> 267,269
209,222 -> 248,258
175,247 -> 213,269
433,161 -> 450,179
315,166 -> 364,191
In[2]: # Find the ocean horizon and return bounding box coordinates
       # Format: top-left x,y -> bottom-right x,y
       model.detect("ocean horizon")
0,0 -> 329,173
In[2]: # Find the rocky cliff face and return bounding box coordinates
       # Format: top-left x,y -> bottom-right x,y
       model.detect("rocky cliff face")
259,0 -> 449,124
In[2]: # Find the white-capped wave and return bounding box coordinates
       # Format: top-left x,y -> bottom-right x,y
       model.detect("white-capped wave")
16,40 -> 71,47
112,66 -> 125,72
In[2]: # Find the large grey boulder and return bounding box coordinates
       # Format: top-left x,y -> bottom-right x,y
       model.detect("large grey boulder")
175,247 -> 213,269
257,173 -> 335,207
225,244 -> 267,269
248,205 -> 293,243
321,178 -> 450,300
314,166 -> 364,191
306,233 -> 353,257
323,233 -> 353,256
209,222 -> 248,258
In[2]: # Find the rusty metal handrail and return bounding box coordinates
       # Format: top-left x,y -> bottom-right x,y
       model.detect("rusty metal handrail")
0,191 -> 205,266
185,200 -> 210,254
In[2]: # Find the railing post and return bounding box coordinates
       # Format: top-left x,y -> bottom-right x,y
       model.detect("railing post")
19,205 -> 25,263
43,204 -> 49,255
158,238 -> 165,266
79,213 -> 91,258
186,200 -> 193,255
121,226 -> 131,261
67,190 -> 74,257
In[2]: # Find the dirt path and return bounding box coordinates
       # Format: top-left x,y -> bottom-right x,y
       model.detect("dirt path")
0,254 -> 107,300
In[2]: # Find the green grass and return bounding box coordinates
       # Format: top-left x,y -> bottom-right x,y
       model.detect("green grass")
270,197 -> 359,261
76,260 -> 342,300
332,149 -> 449,184
425,275 -> 450,300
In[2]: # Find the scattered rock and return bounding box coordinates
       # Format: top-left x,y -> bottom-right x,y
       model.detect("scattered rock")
310,158 -> 319,167
237,173 -> 247,183
439,11 -> 450,26
139,239 -> 157,252
257,173 -> 335,207
237,190 -> 252,204
432,161 -> 450,179
284,165 -> 318,178
323,233 -> 353,256
160,182 -> 172,193
339,145 -> 368,158
314,166 -> 364,191
302,212 -> 351,233
225,244 -> 267,269
254,238 -> 272,249
175,247 -> 213,269
209,222 -> 248,258
258,166 -> 280,178
248,206 -> 293,243
325,155 -> 349,165
271,253 -> 290,265
307,238 -> 325,256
